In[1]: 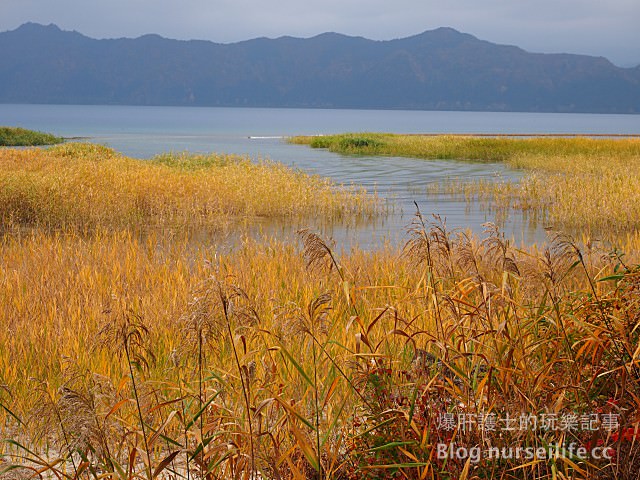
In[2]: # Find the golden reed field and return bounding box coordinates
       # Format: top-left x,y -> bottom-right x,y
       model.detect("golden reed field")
1,139 -> 640,479
292,134 -> 640,235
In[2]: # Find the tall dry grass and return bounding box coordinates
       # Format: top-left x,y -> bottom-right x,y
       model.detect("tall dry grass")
2,139 -> 640,478
1,219 -> 639,479
0,143 -> 376,231
426,153 -> 640,235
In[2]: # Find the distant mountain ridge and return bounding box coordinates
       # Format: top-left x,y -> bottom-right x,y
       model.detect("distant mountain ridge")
1,23 -> 639,113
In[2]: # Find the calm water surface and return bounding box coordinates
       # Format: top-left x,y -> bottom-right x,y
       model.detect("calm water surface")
2,104 -> 639,249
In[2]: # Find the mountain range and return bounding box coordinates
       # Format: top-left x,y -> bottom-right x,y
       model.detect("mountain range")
1,23 -> 639,113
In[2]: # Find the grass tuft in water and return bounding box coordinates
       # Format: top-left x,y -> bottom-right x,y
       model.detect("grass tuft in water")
0,126 -> 63,146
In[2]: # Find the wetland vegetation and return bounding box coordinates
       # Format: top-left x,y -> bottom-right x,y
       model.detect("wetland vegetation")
0,143 -> 376,230
0,127 -> 63,147
293,134 -> 640,236
1,137 -> 639,479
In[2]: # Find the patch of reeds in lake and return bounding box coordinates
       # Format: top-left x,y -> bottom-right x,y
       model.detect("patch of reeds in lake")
294,134 -> 640,237
0,126 -> 64,147
0,143 -> 378,232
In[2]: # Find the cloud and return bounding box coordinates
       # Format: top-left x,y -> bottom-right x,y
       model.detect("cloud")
1,0 -> 638,66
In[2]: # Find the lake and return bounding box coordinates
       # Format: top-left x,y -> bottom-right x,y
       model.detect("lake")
2,104 -> 639,249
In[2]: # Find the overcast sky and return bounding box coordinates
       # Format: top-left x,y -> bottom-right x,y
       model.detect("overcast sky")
1,0 -> 639,67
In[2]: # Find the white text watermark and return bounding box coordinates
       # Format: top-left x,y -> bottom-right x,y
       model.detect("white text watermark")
436,442 -> 613,463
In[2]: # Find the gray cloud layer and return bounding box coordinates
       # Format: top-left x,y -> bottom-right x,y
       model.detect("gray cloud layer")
1,0 -> 638,66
